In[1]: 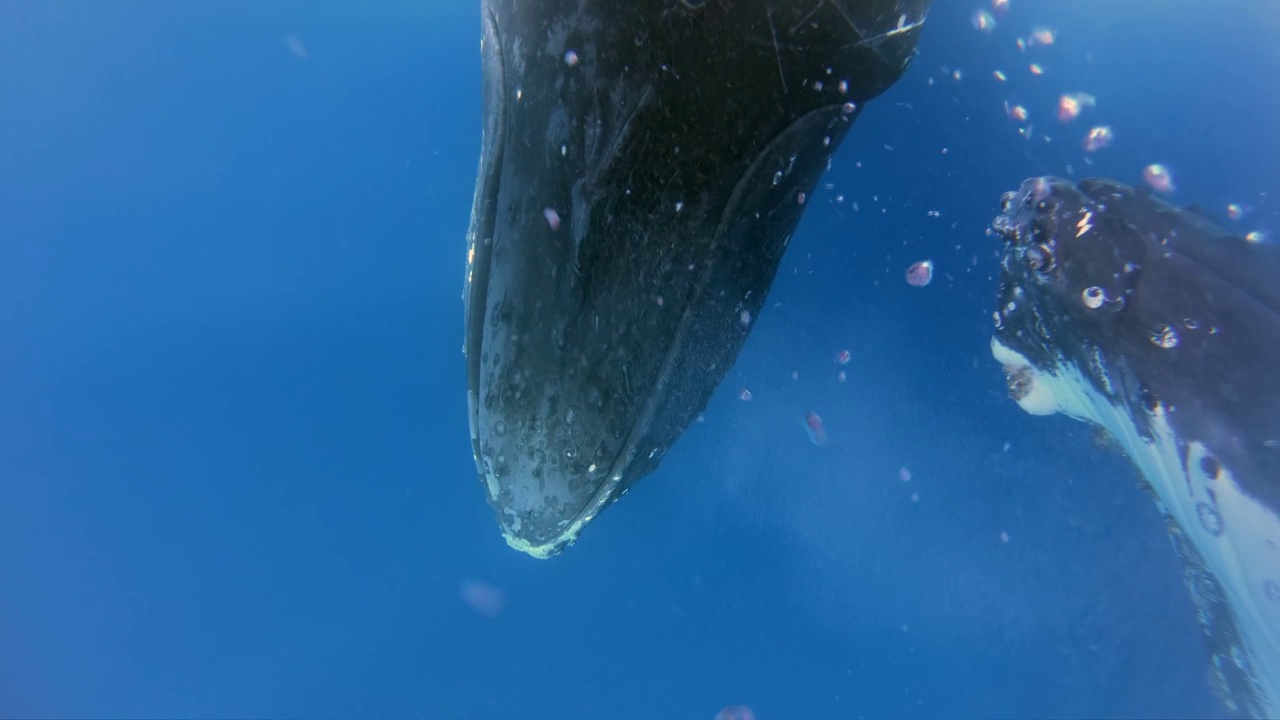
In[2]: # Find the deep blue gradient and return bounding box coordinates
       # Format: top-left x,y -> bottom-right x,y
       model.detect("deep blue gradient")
1,2 -> 1277,718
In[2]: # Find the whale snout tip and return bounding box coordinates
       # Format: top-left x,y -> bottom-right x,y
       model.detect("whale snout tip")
500,531 -> 566,560
477,456 -> 615,560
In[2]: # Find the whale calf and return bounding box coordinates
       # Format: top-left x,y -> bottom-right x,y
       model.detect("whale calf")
463,0 -> 928,558
991,176 -> 1280,717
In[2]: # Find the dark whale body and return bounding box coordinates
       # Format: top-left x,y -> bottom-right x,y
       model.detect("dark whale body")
463,0 -> 928,558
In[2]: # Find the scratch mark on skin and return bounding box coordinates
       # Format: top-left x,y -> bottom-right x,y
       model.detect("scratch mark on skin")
789,1 -> 823,34
766,9 -> 788,94
825,0 -> 860,35
824,1 -> 927,57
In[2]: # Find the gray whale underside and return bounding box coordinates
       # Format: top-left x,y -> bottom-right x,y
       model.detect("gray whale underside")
463,0 -> 928,558
992,177 -> 1280,718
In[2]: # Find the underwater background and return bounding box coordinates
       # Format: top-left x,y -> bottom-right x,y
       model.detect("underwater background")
1,1 -> 1276,718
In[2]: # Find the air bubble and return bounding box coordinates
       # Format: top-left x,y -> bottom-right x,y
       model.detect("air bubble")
1265,580 -> 1280,606
1081,286 -> 1105,309
1196,501 -> 1224,536
1150,323 -> 1179,349
1199,454 -> 1221,478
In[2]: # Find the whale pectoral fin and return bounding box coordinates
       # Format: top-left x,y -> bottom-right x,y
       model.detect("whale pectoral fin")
991,176 -> 1280,716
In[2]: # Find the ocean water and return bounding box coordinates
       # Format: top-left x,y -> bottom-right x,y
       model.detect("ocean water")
1,2 -> 1276,718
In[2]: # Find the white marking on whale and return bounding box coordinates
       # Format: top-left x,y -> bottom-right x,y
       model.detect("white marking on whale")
994,337 -> 1280,716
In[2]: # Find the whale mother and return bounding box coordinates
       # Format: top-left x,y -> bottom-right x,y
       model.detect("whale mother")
463,0 -> 928,558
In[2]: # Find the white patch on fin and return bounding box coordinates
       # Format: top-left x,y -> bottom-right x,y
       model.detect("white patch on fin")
991,338 -> 1066,416
992,338 -> 1280,715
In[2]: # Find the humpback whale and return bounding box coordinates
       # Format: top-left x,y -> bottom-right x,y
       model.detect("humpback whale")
463,0 -> 928,558
990,177 -> 1280,717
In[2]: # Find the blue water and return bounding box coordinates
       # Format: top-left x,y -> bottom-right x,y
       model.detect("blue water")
1,2 -> 1276,718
